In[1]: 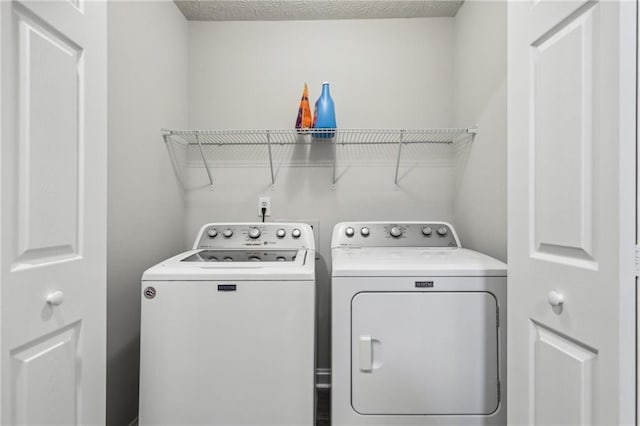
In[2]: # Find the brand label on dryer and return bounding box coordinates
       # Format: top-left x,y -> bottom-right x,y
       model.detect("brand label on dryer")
415,281 -> 434,288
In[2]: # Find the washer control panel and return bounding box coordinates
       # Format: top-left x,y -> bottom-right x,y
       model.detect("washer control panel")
332,222 -> 460,248
194,223 -> 314,250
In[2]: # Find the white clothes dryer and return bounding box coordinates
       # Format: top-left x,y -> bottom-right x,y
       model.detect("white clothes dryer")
139,223 -> 316,426
331,222 -> 507,426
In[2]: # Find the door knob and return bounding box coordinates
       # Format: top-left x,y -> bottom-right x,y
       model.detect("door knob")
46,291 -> 65,306
548,291 -> 565,307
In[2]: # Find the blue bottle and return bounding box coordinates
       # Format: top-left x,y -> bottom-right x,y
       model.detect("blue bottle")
312,82 -> 336,138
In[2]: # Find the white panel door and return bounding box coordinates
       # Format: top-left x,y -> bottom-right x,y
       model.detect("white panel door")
351,292 -> 499,415
508,1 -> 636,425
0,0 -> 107,424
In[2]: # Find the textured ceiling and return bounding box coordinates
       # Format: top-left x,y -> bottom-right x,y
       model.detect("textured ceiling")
175,1 -> 465,21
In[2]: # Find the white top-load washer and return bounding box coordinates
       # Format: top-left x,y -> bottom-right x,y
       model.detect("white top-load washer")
139,223 -> 316,426
331,222 -> 507,426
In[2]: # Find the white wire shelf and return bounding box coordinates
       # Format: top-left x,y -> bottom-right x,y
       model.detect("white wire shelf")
162,127 -> 475,145
162,127 -> 477,189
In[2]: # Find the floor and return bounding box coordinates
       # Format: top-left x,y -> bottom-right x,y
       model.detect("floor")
317,388 -> 330,425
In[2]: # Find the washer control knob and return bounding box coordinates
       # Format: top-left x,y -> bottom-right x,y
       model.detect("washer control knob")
421,226 -> 432,236
390,226 -> 403,238
345,227 -> 355,237
291,228 -> 301,238
360,227 -> 370,237
437,226 -> 448,236
276,228 -> 286,238
223,228 -> 233,238
248,227 -> 261,239
207,228 -> 218,238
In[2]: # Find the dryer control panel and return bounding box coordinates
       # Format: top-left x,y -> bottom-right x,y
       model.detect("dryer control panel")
331,222 -> 460,248
193,222 -> 315,250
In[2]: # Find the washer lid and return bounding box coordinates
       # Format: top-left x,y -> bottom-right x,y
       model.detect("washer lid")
182,250 -> 299,263
142,248 -> 315,281
331,247 -> 507,277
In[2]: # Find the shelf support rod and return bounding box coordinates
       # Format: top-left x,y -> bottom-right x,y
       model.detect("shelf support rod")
393,129 -> 405,186
195,133 -> 214,190
267,130 -> 275,189
332,138 -> 337,189
163,134 -> 187,191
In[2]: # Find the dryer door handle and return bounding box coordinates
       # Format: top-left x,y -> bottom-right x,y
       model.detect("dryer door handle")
359,335 -> 373,372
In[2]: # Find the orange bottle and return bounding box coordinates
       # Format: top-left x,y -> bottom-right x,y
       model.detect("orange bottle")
295,83 -> 312,133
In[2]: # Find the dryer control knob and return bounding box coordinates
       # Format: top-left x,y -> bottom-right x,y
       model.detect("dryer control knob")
421,227 -> 432,236
248,227 -> 261,239
437,226 -> 448,236
207,228 -> 218,238
345,227 -> 355,237
291,228 -> 301,238
223,228 -> 233,238
390,226 -> 403,238
360,227 -> 370,237
276,228 -> 286,238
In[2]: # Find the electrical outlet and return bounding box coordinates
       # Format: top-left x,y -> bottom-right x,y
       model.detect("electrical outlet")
258,197 -> 271,217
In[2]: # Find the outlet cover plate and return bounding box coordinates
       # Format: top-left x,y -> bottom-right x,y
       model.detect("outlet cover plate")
258,196 -> 271,217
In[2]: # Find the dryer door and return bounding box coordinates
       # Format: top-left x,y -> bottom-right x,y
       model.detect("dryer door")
351,291 -> 499,415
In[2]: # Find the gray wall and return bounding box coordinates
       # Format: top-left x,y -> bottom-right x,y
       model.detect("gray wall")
188,18 -> 454,129
185,18 -> 457,369
452,0 -> 507,262
107,2 -> 188,424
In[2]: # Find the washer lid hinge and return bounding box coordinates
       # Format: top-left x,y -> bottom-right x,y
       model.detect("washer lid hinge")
635,245 -> 640,276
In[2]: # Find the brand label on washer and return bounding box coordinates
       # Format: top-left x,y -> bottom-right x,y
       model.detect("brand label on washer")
218,284 -> 237,292
415,281 -> 434,288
